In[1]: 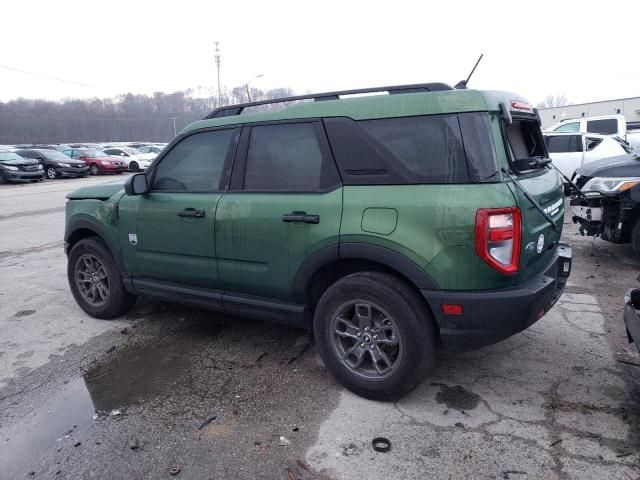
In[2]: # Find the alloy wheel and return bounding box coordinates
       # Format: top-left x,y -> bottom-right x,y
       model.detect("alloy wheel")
330,300 -> 403,379
75,253 -> 110,307
46,167 -> 57,179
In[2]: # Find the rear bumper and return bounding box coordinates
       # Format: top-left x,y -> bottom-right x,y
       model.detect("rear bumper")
422,243 -> 572,352
624,289 -> 640,353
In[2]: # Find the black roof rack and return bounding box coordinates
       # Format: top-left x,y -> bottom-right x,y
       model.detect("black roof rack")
203,82 -> 454,119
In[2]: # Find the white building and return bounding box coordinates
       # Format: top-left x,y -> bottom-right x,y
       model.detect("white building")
538,96 -> 640,129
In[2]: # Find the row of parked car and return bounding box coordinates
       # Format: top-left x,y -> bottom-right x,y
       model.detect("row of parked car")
0,142 -> 167,184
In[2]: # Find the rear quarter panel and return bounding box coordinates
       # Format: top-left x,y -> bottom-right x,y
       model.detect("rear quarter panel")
340,184 -> 519,290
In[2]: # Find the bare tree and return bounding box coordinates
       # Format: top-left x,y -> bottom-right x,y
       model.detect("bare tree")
0,86 -> 294,144
536,93 -> 569,109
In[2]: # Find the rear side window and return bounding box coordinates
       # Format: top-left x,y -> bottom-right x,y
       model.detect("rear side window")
458,113 -> 499,182
243,123 -> 334,191
359,114 -> 469,183
586,119 -> 618,135
545,135 -> 582,153
153,129 -> 236,191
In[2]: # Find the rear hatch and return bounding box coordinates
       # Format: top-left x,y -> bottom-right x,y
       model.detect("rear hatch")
502,113 -> 565,282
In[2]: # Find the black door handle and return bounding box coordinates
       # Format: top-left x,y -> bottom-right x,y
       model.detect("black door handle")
177,208 -> 206,218
282,213 -> 320,224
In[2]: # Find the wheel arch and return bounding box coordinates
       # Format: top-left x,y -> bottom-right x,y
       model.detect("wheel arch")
65,217 -> 126,276
293,243 -> 441,333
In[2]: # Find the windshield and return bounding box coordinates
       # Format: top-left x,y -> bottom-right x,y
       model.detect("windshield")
83,149 -> 107,157
0,152 -> 24,162
43,150 -> 73,161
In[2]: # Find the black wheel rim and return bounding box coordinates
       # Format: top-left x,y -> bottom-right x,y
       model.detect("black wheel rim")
329,300 -> 403,379
47,167 -> 56,179
75,253 -> 110,307
130,162 -> 139,172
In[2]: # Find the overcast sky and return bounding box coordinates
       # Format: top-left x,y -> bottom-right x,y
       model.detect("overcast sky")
2,0 -> 639,105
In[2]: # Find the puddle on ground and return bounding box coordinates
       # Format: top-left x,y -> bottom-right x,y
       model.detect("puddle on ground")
0,336 -> 196,478
0,378 -> 95,479
84,336 -> 193,411
433,383 -> 481,411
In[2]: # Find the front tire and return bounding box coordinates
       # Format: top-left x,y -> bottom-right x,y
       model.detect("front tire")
89,164 -> 100,175
632,218 -> 640,257
314,272 -> 437,401
67,237 -> 136,319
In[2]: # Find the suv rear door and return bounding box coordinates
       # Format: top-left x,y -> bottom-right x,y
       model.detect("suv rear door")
118,128 -> 239,289
503,116 -> 565,281
215,121 -> 342,303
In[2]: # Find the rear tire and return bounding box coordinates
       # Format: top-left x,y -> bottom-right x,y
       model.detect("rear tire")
89,164 -> 99,175
67,237 -> 136,319
129,161 -> 139,172
46,166 -> 58,179
314,272 -> 437,401
632,218 -> 640,257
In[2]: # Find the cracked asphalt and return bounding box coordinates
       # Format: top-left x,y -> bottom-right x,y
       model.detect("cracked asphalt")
1,176 -> 639,479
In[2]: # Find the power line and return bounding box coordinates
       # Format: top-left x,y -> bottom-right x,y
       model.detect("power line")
0,64 -> 100,88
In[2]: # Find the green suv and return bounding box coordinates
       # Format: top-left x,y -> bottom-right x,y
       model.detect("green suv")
65,83 -> 572,400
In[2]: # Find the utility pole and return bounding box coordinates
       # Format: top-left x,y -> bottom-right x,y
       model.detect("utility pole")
169,117 -> 177,137
214,41 -> 221,106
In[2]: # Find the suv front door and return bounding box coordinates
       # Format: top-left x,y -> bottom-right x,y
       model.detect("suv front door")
216,121 -> 342,303
119,128 -> 239,289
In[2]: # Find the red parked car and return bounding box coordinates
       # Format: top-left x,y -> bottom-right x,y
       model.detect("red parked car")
62,148 -> 127,175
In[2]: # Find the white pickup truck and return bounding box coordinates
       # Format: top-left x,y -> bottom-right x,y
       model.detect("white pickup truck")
546,114 -> 640,152
543,132 -> 632,184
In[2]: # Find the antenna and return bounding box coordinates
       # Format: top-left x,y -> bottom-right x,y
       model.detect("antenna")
454,54 -> 484,90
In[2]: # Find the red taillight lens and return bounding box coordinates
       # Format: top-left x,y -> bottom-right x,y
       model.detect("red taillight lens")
475,207 -> 521,275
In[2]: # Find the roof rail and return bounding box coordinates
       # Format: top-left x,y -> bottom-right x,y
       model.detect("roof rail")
203,82 -> 454,119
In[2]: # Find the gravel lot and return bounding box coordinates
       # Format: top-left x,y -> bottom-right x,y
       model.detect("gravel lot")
1,176 -> 639,479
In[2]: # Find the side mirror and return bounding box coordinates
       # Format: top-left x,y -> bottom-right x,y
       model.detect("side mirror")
120,152 -> 126,156
124,173 -> 149,196
79,156 -> 87,160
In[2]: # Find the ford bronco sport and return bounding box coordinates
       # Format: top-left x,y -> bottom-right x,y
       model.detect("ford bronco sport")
65,83 -> 572,400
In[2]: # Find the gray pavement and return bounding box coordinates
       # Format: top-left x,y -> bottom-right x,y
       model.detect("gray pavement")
0,177 -> 639,479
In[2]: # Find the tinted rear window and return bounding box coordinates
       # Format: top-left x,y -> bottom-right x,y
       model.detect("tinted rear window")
504,119 -> 546,171
358,114 -> 469,183
586,119 -> 618,135
545,135 -> 582,153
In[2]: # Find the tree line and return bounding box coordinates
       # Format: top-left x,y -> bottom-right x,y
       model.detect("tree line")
0,86 -> 295,144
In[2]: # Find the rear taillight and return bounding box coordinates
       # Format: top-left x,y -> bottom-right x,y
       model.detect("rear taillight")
475,207 -> 521,275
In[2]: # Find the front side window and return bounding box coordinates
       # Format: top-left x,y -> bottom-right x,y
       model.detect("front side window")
359,114 -> 468,183
243,123 -> 325,191
153,129 -> 236,191
554,122 -> 580,133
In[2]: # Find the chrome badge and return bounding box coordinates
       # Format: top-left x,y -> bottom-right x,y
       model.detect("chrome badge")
536,234 -> 544,254
128,233 -> 138,246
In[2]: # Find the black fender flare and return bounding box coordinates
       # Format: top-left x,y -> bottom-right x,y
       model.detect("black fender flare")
65,215 -> 127,276
292,242 -> 439,303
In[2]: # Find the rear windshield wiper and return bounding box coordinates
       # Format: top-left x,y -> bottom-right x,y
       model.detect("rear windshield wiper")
501,168 -> 558,232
